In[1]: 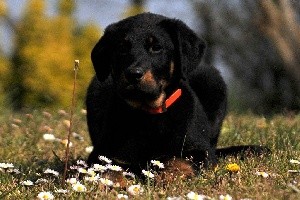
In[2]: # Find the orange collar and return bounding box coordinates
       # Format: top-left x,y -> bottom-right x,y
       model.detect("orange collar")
147,89 -> 182,114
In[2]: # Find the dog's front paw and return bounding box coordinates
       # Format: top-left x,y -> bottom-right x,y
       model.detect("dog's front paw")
155,158 -> 195,186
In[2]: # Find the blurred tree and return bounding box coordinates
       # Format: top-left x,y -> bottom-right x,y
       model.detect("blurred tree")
3,0 -> 100,110
74,24 -> 102,104
0,0 -> 7,17
0,1 -> 9,109
0,51 -> 10,109
194,0 -> 300,114
9,0 -> 48,109
258,0 -> 300,105
124,0 -> 145,17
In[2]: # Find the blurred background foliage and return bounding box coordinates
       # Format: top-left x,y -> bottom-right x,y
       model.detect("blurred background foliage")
0,0 -> 299,115
0,0 -> 101,110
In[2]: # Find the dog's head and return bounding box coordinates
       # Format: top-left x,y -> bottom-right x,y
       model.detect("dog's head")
91,13 -> 206,112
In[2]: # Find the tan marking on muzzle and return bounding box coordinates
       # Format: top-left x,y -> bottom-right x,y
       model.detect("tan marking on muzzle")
141,70 -> 157,87
125,100 -> 142,109
170,61 -> 175,76
147,92 -> 166,108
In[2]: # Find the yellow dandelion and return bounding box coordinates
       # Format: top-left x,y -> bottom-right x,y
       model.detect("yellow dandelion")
226,163 -> 240,173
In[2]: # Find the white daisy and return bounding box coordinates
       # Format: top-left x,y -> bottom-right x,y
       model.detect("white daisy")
117,194 -> 129,199
77,167 -> 87,174
35,178 -> 48,184
43,133 -> 56,141
81,109 -> 87,115
123,171 -> 135,179
76,160 -> 88,167
151,160 -> 165,169
0,163 -> 14,169
66,177 -> 77,184
37,191 -> 54,200
127,184 -> 144,196
20,180 -> 34,186
72,182 -> 87,192
92,164 -> 107,172
219,194 -> 233,200
84,174 -> 100,182
187,191 -> 210,200
44,168 -> 59,176
87,168 -> 96,176
55,189 -> 68,194
85,146 -> 94,153
106,164 -> 122,171
290,159 -> 300,164
142,169 -> 154,178
72,132 -> 84,141
98,155 -> 112,164
255,171 -> 269,178
100,178 -> 114,186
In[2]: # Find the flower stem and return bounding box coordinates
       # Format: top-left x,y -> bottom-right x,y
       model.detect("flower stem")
61,60 -> 79,187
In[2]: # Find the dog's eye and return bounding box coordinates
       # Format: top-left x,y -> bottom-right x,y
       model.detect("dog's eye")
149,44 -> 162,54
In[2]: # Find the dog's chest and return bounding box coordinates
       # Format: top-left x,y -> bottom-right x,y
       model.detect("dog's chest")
102,107 -> 189,157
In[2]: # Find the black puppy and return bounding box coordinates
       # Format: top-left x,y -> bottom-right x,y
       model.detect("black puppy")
86,13 -> 267,175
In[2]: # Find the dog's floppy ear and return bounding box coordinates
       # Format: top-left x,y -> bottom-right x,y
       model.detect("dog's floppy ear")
159,19 -> 206,78
91,27 -> 114,82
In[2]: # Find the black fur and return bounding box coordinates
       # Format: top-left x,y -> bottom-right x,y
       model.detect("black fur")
86,13 -> 269,174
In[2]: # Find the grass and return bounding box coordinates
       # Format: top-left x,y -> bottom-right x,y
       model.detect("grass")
0,109 -> 300,199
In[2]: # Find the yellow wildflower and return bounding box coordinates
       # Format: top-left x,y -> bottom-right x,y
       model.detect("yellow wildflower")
226,163 -> 240,173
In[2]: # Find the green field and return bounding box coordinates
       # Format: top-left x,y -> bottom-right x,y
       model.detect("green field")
0,109 -> 299,199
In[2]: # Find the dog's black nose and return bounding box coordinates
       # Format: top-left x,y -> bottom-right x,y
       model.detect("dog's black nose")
125,68 -> 144,83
